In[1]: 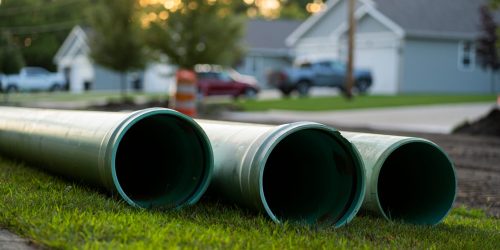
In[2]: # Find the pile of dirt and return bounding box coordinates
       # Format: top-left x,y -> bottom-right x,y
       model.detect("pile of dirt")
454,107 -> 500,137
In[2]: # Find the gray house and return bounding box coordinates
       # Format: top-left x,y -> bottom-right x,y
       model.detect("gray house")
236,19 -> 301,87
286,0 -> 500,94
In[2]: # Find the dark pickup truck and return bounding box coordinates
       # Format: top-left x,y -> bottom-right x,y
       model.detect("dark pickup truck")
268,60 -> 373,96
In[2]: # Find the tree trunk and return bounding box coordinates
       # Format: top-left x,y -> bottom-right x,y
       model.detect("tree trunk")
491,68 -> 496,94
2,93 -> 8,104
120,72 -> 127,99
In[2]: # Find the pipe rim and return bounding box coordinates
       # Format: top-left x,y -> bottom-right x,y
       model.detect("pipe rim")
255,122 -> 366,227
373,138 -> 457,225
107,108 -> 213,209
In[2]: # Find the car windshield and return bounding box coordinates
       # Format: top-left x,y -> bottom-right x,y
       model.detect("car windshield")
25,67 -> 49,76
329,61 -> 346,71
218,72 -> 232,81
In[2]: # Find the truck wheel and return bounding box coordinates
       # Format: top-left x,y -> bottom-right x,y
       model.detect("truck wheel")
6,85 -> 18,93
50,84 -> 62,92
244,88 -> 258,99
280,88 -> 292,98
296,81 -> 310,97
355,80 -> 370,94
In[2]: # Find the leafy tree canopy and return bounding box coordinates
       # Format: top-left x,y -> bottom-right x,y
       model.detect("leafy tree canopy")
144,0 -> 245,69
476,4 -> 500,71
0,31 -> 25,74
0,0 -> 91,70
88,0 -> 146,73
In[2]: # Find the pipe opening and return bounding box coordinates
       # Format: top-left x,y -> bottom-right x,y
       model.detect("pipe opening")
377,141 -> 456,225
262,129 -> 359,225
115,114 -> 210,209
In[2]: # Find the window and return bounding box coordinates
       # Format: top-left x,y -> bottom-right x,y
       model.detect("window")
299,62 -> 312,68
25,67 -> 48,76
331,61 -> 346,71
197,72 -> 218,80
217,72 -> 232,82
318,61 -> 331,68
458,41 -> 475,71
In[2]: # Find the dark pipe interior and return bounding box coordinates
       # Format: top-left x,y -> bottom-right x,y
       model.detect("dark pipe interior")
377,142 -> 456,224
263,129 -> 358,225
115,115 -> 208,208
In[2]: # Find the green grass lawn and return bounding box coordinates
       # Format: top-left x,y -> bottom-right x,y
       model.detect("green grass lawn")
1,92 -> 168,104
1,157 -> 498,249
235,94 -> 497,112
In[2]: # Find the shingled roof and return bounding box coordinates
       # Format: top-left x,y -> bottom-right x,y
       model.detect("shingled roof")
244,19 -> 302,50
373,0 -> 494,39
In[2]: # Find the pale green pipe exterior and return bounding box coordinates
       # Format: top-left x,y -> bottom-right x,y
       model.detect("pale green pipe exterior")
197,120 -> 366,227
0,107 -> 213,209
341,132 -> 457,225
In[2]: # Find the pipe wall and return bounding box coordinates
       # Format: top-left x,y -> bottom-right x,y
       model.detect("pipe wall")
341,132 -> 457,225
197,120 -> 365,227
0,107 -> 213,209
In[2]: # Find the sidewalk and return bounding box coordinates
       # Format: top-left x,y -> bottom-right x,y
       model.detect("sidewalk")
220,102 -> 497,134
0,229 -> 35,250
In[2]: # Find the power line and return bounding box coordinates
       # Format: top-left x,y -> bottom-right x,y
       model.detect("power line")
0,0 -> 85,16
0,21 -> 81,35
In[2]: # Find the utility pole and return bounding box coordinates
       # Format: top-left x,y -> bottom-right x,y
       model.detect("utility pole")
345,0 -> 356,99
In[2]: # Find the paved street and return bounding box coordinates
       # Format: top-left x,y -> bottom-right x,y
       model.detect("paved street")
220,102 -> 497,134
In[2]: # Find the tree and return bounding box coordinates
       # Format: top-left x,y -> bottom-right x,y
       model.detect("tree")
145,0 -> 245,70
236,0 -> 311,20
0,0 -> 92,70
0,31 -> 25,74
476,5 -> 500,93
89,0 -> 147,97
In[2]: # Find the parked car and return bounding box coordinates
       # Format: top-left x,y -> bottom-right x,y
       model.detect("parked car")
2,67 -> 66,93
268,60 -> 373,97
196,65 -> 260,99
0,74 -> 5,92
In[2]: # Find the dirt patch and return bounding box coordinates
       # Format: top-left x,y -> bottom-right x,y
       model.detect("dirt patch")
454,107 -> 500,137
403,132 -> 500,218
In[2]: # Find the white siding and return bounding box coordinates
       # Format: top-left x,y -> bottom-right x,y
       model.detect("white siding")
294,39 -> 340,63
69,55 -> 94,93
143,63 -> 175,93
340,19 -> 401,94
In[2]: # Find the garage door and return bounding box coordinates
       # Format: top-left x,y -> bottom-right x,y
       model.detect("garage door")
355,46 -> 399,94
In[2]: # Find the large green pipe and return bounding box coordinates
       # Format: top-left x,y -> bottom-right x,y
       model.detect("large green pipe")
197,120 -> 365,227
341,132 -> 456,225
0,107 -> 213,209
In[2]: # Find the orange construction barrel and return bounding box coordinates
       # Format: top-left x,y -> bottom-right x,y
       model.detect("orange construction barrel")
171,69 -> 197,117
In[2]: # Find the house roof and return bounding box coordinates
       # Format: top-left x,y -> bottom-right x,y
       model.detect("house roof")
244,19 -> 302,50
55,20 -> 300,64
287,0 -> 497,45
374,0 -> 494,39
53,25 -> 90,64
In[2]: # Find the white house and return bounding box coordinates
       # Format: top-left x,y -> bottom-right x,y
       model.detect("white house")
53,26 -> 93,93
286,0 -> 500,94
53,26 -> 175,93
